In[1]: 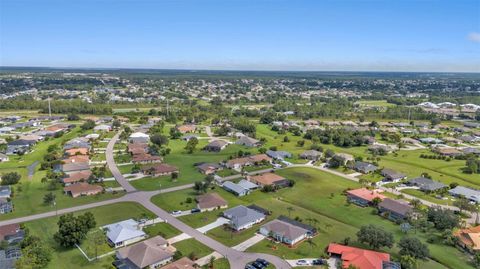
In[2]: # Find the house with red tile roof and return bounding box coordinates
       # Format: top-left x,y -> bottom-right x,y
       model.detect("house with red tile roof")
346,188 -> 386,207
454,225 -> 480,253
327,243 -> 397,269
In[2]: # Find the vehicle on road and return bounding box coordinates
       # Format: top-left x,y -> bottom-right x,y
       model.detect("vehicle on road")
171,210 -> 182,215
191,208 -> 201,213
256,258 -> 270,267
296,260 -> 309,266
312,259 -> 325,265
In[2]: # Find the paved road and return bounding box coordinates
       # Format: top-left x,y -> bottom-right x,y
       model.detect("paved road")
106,131 -> 136,192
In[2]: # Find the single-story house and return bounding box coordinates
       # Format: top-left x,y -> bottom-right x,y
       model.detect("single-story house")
378,198 -> 413,221
196,193 -> 228,212
63,155 -> 90,164
196,163 -> 222,175
407,177 -> 447,192
266,150 -> 292,160
454,225 -> 480,253
64,147 -> 89,156
62,170 -> 92,186
225,154 -> 272,169
346,188 -> 386,207
115,236 -> 173,269
128,132 -> 150,144
327,243 -> 396,269
434,147 -> 463,157
332,153 -> 354,166
55,162 -> 90,175
204,140 -> 229,152
0,198 -> 13,214
223,205 -> 266,231
237,179 -> 259,190
222,181 -> 251,197
141,164 -> 178,177
132,154 -> 163,164
419,137 -> 443,144
299,150 -> 322,160
63,138 -> 91,150
94,124 -> 112,132
236,136 -> 261,147
449,186 -> 480,203
249,173 -> 290,188
259,218 -> 310,246
128,143 -> 148,155
353,161 -> 378,174
63,183 -> 103,198
380,169 -> 406,183
6,139 -> 35,155
181,134 -> 198,141
104,219 -> 147,248
176,124 -> 196,134
0,224 -> 24,244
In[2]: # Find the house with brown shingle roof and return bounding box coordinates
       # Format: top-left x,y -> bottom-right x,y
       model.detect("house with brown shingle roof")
225,154 -> 271,169
63,155 -> 90,164
176,124 -> 197,134
196,193 -> 227,212
132,154 -> 163,164
141,164 -> 178,177
116,236 -> 174,269
63,183 -> 103,198
64,147 -> 89,156
249,173 -> 289,188
62,170 -> 92,186
160,257 -> 195,269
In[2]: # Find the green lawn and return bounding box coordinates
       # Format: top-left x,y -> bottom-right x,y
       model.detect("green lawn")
24,202 -> 159,269
216,168 -> 240,177
172,238 -> 213,261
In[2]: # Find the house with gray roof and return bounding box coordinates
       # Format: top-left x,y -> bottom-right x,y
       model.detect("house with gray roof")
449,186 -> 480,203
222,181 -> 250,197
0,186 -> 11,199
299,150 -> 322,160
103,219 -> 147,248
378,198 -> 413,221
115,235 -> 173,269
381,168 -> 406,183
237,179 -> 258,190
259,218 -> 310,246
204,140 -> 229,152
407,177 -> 447,192
266,150 -> 292,160
223,205 -> 266,231
353,161 -> 378,174
236,136 -> 261,147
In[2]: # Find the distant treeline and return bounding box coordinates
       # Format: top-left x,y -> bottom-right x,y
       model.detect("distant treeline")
0,96 -> 112,115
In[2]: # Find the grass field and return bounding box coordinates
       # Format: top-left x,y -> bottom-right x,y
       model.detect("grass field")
172,238 -> 213,261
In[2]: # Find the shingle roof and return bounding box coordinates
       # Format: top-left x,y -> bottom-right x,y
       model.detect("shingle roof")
408,177 -> 447,191
117,236 -> 171,268
104,219 -> 146,245
196,193 -> 227,209
378,198 -> 412,217
261,219 -> 308,241
223,205 -> 265,229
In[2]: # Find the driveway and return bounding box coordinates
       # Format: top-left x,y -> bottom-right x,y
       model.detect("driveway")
197,217 -> 229,233
233,234 -> 265,251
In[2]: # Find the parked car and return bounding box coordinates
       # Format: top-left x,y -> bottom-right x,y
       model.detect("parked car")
252,261 -> 265,269
256,258 -> 270,267
171,210 -> 182,215
312,259 -> 325,265
191,208 -> 201,213
245,264 -> 256,269
296,260 -> 309,266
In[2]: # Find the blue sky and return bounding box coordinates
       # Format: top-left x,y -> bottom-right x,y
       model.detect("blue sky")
1,0 -> 479,72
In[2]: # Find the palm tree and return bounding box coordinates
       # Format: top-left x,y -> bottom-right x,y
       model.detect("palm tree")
306,238 -> 317,254
286,206 -> 294,218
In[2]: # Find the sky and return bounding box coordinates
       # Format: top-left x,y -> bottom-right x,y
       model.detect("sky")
1,0 -> 479,72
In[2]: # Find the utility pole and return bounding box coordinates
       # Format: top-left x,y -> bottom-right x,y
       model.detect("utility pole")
166,99 -> 170,117
48,97 -> 52,117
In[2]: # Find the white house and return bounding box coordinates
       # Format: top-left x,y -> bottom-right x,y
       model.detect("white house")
103,219 -> 147,248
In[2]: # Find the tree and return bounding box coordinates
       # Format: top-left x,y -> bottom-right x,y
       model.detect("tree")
400,255 -> 418,269
453,197 -> 477,214
1,172 -> 21,185
169,127 -> 181,139
184,137 -> 199,153
193,181 -> 207,194
81,120 -> 95,130
398,237 -> 429,259
89,229 -> 107,260
356,225 -> 394,250
427,207 -> 460,231
67,114 -> 80,121
286,206 -> 295,218
16,235 -> 52,269
54,212 -> 96,248
151,134 -> 169,147
43,192 -> 56,205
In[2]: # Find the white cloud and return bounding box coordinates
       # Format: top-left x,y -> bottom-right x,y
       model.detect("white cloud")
468,32 -> 480,43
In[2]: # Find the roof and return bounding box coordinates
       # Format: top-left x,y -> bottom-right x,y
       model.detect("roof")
60,162 -> 90,172
327,243 -> 390,269
334,153 -> 354,160
261,219 -> 309,241
266,150 -> 292,159
346,188 -> 386,202
354,162 -> 378,172
381,169 -> 406,180
129,132 -> 149,138
454,225 -> 480,250
196,162 -> 221,171
0,224 -> 20,238
236,136 -> 260,145
299,150 -> 322,158
8,139 -> 35,146
63,155 -> 89,164
206,140 -> 228,148
223,205 -> 265,228
196,193 -> 227,209
378,198 -> 413,216
226,154 -> 271,166
63,170 -> 92,184
132,153 -> 162,163
237,179 -> 258,190
250,173 -> 286,186
176,125 -> 196,133
408,177 -> 447,191
65,147 -> 89,156
63,183 -> 103,195
117,236 -> 171,268
223,181 -> 249,195
449,186 -> 480,201
104,219 -> 146,245
160,257 -> 195,269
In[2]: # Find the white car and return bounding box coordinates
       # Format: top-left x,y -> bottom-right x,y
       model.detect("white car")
171,210 -> 182,215
296,260 -> 309,266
